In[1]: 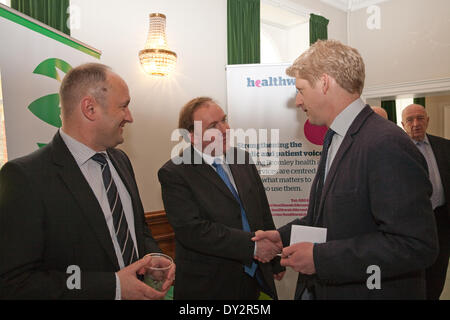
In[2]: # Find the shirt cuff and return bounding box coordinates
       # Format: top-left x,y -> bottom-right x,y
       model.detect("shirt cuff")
115,273 -> 121,300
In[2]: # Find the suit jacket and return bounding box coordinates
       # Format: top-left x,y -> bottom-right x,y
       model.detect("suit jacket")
0,132 -> 160,299
158,146 -> 283,299
278,105 -> 439,299
427,134 -> 450,218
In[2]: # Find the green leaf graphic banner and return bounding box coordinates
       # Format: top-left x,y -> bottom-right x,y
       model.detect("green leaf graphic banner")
33,58 -> 72,81
28,93 -> 62,128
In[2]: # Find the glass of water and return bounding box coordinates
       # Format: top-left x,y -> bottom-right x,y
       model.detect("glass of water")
143,253 -> 173,291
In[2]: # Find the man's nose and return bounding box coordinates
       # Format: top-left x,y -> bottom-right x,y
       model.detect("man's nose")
217,121 -> 229,133
296,94 -> 303,108
125,108 -> 133,123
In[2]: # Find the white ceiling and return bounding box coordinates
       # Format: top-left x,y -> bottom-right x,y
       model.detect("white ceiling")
319,0 -> 390,12
261,1 -> 309,28
261,0 -> 391,29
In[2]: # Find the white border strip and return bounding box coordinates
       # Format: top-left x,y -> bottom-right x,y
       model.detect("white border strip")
363,77 -> 450,99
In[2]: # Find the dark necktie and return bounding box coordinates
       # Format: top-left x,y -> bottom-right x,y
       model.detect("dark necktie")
92,153 -> 137,266
312,129 -> 335,223
212,160 -> 258,277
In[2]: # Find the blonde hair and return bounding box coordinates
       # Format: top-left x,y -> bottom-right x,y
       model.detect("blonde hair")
286,40 -> 365,95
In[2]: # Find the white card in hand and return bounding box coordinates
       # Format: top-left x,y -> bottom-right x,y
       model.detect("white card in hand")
290,225 -> 327,245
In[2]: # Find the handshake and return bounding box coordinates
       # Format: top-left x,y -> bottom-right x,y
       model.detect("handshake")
252,230 -> 283,263
252,230 -> 316,275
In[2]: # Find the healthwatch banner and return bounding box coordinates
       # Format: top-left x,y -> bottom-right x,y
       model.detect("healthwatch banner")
226,63 -> 326,228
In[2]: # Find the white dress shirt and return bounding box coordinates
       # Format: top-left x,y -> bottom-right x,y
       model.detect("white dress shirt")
325,98 -> 366,179
413,135 -> 445,210
194,146 -> 239,193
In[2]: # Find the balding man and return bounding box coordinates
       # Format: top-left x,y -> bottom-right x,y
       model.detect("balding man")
371,106 -> 388,119
0,63 -> 174,299
402,103 -> 450,300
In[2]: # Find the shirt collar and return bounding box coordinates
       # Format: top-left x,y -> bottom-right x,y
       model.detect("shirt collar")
59,128 -> 106,167
413,135 -> 429,146
192,145 -> 225,166
329,98 -> 366,138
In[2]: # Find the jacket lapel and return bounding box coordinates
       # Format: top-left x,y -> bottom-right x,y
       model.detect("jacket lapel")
229,163 -> 256,228
428,134 -> 448,176
51,132 -> 120,270
186,146 -> 239,204
314,105 -> 372,225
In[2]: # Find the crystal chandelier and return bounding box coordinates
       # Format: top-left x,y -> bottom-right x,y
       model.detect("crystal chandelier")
139,13 -> 177,77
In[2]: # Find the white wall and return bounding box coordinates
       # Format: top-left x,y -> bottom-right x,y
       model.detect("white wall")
261,21 -> 309,64
0,70 -> 7,167
261,23 -> 288,63
349,0 -> 450,88
260,0 -> 348,66
70,0 -> 227,212
426,94 -> 450,138
287,21 -> 309,61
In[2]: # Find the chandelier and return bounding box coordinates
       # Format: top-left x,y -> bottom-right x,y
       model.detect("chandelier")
139,13 -> 177,77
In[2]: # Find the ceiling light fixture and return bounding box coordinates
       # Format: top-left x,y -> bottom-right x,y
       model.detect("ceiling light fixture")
139,13 -> 177,77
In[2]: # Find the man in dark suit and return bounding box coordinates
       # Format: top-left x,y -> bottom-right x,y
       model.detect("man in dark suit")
158,97 -> 285,299
0,63 -> 174,299
253,40 -> 438,299
401,103 -> 450,300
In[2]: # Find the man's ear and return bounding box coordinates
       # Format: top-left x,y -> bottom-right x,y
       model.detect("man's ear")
321,74 -> 330,94
80,96 -> 97,121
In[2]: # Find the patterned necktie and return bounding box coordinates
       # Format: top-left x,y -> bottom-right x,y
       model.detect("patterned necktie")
212,160 -> 258,277
92,153 -> 137,266
313,129 -> 336,223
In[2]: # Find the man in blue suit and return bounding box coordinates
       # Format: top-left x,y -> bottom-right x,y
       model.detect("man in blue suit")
253,40 -> 438,299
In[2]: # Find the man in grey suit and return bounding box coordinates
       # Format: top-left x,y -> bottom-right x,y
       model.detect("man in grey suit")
0,63 -> 174,299
253,40 -> 438,299
402,103 -> 450,300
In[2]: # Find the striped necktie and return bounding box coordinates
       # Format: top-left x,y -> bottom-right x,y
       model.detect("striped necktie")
92,153 -> 137,266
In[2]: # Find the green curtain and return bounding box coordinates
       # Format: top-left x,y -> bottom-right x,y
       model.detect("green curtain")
413,97 -> 426,108
381,100 -> 397,123
11,0 -> 70,35
227,0 -> 260,64
309,14 -> 329,45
